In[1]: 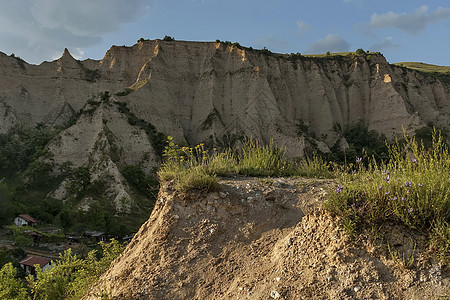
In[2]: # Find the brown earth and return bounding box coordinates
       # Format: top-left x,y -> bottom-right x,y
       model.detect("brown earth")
84,177 -> 449,299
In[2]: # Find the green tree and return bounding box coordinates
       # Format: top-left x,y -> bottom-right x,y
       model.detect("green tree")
0,183 -> 14,226
0,263 -> 29,300
27,240 -> 124,299
355,48 -> 365,55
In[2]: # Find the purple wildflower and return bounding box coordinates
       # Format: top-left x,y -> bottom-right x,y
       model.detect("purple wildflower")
356,157 -> 362,163
352,170 -> 357,174
417,183 -> 423,187
391,197 -> 397,201
378,185 -> 382,189
400,197 -> 406,201
404,182 -> 412,187
411,158 -> 417,163
385,191 -> 390,195
336,185 -> 344,193
408,208 -> 414,213
382,170 -> 390,175
383,175 -> 390,181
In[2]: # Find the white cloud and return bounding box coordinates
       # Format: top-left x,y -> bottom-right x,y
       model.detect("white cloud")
0,0 -> 152,64
306,34 -> 350,54
368,5 -> 450,34
368,37 -> 399,52
296,20 -> 311,34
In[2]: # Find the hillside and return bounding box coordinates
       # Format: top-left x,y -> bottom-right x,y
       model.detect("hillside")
1,39 -> 450,233
83,177 -> 449,299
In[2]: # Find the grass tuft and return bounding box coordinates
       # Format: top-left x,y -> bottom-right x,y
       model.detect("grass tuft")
157,136 -> 333,192
323,129 -> 450,262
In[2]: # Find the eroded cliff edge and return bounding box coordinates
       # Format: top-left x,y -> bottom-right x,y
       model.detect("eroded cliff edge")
83,177 -> 449,299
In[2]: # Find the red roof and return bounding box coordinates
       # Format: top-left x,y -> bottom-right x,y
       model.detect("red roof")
19,255 -> 51,267
18,214 -> 37,223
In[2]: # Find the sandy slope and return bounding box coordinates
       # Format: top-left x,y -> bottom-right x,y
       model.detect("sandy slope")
84,177 -> 449,299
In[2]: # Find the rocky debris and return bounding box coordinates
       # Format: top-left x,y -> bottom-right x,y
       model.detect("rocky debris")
83,177 -> 449,299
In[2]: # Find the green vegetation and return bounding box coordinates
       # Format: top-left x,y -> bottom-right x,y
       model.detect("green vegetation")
114,101 -> 166,156
0,263 -> 28,300
84,68 -> 100,83
324,130 -> 450,262
394,62 -> 450,74
115,88 -> 133,97
158,136 -> 332,192
0,125 -> 55,175
7,225 -> 65,247
163,35 -> 175,41
304,49 -> 381,59
330,120 -> 389,163
0,239 -> 124,300
394,62 -> 450,85
0,125 -> 62,226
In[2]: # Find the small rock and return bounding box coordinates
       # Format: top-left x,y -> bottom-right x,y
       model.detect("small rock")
219,191 -> 228,198
273,179 -> 287,187
353,286 -> 362,292
270,290 -> 281,299
275,277 -> 281,282
287,237 -> 293,246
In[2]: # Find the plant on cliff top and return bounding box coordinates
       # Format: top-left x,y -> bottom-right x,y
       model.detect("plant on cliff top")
158,136 -> 333,192
324,130 -> 450,262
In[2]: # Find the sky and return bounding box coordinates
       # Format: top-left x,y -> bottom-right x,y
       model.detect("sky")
0,0 -> 449,66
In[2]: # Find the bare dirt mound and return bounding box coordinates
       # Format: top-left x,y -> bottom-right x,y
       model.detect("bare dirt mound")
84,177 -> 449,299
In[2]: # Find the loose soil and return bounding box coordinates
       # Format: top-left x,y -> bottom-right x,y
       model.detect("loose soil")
84,177 -> 449,299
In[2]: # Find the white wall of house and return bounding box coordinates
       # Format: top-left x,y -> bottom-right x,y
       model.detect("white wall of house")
14,217 -> 28,226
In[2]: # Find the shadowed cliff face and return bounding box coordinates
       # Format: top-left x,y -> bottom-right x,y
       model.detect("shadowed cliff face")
0,40 -> 449,212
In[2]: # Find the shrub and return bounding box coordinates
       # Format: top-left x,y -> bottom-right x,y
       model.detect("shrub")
163,35 -> 175,41
26,239 -> 124,299
238,138 -> 293,177
355,48 -> 365,55
158,137 -> 224,192
323,130 -> 450,262
0,263 -> 28,300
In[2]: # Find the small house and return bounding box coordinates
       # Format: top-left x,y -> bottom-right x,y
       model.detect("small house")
19,254 -> 52,276
84,230 -> 107,242
14,214 -> 38,227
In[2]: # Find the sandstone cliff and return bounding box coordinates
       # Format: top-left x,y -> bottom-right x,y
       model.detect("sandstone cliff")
1,39 -> 449,213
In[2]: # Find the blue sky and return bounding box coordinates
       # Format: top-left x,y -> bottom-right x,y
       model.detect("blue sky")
1,0 -> 449,65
